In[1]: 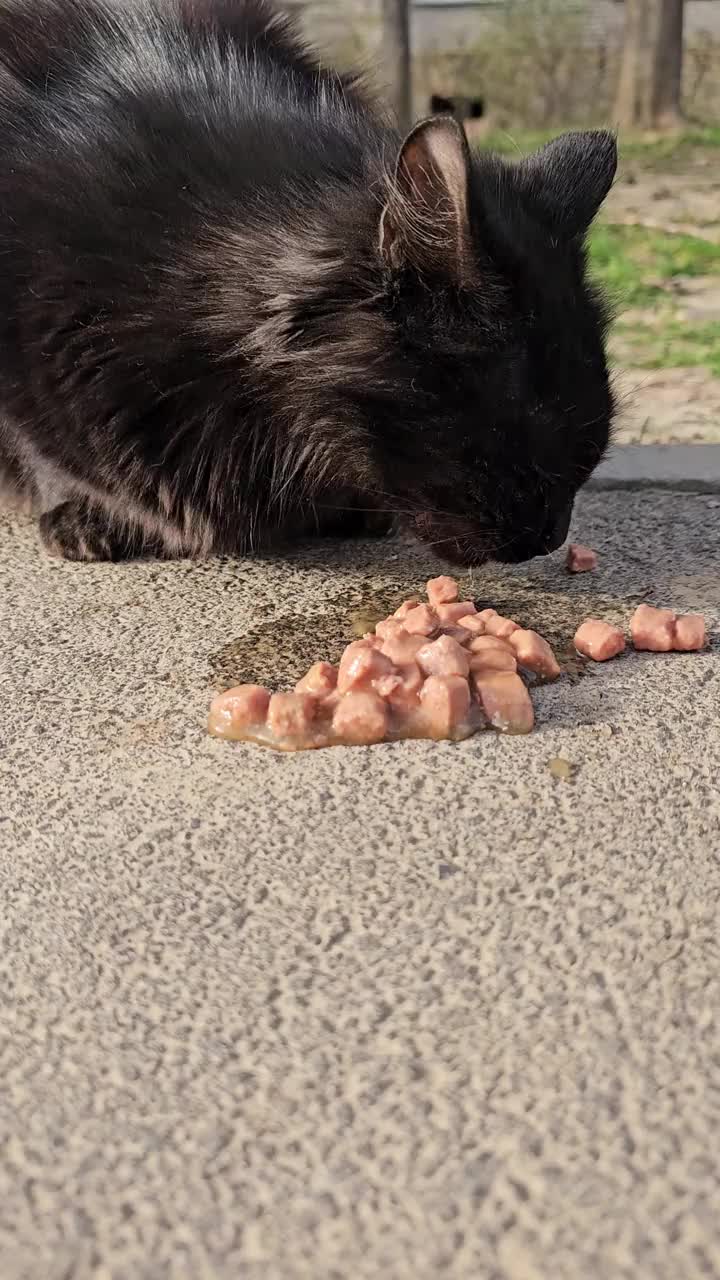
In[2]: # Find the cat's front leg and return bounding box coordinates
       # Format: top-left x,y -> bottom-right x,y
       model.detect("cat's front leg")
38,497 -> 162,562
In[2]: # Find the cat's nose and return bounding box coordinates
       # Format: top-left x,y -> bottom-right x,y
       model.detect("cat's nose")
500,502 -> 573,563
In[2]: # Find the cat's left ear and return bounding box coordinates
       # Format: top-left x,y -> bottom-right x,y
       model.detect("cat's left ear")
379,116 -> 474,284
520,130 -> 618,239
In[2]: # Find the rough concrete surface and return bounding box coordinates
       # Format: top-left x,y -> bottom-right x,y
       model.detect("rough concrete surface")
1,490 -> 719,1280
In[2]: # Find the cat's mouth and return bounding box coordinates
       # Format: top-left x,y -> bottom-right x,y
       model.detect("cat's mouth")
412,500 -> 573,566
412,512 -> 494,567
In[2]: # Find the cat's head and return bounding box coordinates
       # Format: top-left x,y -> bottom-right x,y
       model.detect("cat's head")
371,119 -> 616,566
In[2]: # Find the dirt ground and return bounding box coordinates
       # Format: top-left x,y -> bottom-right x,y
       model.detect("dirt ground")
606,150 -> 720,444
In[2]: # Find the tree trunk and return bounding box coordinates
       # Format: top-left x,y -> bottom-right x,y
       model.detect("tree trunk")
654,0 -> 684,127
380,0 -> 412,133
615,0 -> 685,130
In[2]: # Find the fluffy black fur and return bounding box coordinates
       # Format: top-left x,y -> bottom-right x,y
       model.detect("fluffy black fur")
0,0 -> 617,565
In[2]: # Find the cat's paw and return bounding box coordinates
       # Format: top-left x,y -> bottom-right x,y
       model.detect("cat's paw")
39,499 -> 127,561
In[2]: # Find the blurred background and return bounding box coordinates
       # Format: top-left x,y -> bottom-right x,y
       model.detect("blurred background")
285,0 -> 720,446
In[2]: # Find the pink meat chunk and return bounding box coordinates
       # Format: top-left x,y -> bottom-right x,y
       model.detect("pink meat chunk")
426,576 -> 459,607
482,612 -> 520,638
295,661 -> 338,698
469,634 -> 515,656
416,634 -> 471,678
441,624 -> 473,646
402,604 -> 440,636
208,685 -> 271,738
374,616 -> 405,641
332,691 -> 388,744
495,620 -> 520,639
630,604 -> 677,653
267,691 -> 317,739
379,627 -> 425,665
469,646 -> 517,674
474,672 -> 534,735
574,619 -> 626,662
509,629 -> 561,680
337,640 -> 394,694
457,613 -> 485,634
673,613 -> 706,651
566,543 -> 598,573
436,601 -> 477,624
318,689 -> 342,717
375,661 -> 423,709
393,598 -> 422,620
420,675 -> 472,739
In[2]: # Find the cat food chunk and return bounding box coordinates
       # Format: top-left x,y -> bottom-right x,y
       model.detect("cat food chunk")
379,627 -> 425,665
267,691 -> 317,739
673,613 -> 706,651
426,576 -> 459,606
474,672 -> 534,735
436,601 -> 477,624
574,619 -> 626,661
420,675 -> 472,739
268,692 -> 318,738
630,604 -> 706,653
337,640 -> 394,693
374,616 -> 404,641
402,603 -> 440,636
332,691 -> 388,744
441,623 -> 473,646
469,646 -> 517,674
566,543 -> 598,573
416,634 -> 471,678
630,604 -> 677,652
509,629 -> 561,679
393,597 -> 422,620
208,685 -> 271,738
482,611 -> 520,638
375,661 -> 423,709
457,613 -> 485,634
469,634 -> 515,655
295,661 -> 338,698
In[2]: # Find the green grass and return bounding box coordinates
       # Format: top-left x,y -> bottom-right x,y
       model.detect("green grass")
617,126 -> 720,169
587,224 -> 720,377
480,126 -> 720,167
611,318 -> 720,378
588,224 -> 720,307
480,128 -> 558,155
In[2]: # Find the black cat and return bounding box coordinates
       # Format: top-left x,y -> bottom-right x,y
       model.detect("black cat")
0,0 -> 616,565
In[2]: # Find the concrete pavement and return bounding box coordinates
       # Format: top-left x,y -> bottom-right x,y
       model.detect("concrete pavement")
1,479 -> 719,1279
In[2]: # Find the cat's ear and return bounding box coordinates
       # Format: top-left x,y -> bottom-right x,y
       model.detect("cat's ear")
520,130 -> 617,239
379,116 -> 474,284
